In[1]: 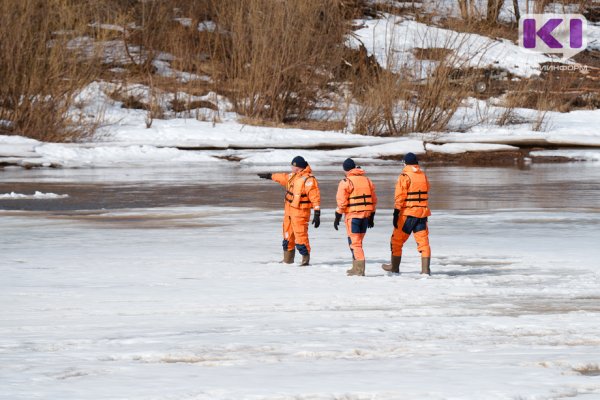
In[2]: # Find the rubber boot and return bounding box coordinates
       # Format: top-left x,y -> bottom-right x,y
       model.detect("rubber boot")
382,255 -> 401,273
282,249 -> 295,264
421,257 -> 431,276
347,260 -> 366,276
300,253 -> 310,266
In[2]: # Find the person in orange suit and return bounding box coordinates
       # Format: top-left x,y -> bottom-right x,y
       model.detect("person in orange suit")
258,156 -> 321,266
382,152 -> 431,275
334,158 -> 377,276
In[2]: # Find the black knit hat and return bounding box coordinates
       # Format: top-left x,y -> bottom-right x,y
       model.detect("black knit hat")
343,158 -> 356,171
291,156 -> 308,169
404,152 -> 418,165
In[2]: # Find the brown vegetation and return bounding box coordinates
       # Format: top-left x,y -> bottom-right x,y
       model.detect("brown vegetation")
209,0 -> 347,123
0,0 -> 103,142
0,0 -> 598,142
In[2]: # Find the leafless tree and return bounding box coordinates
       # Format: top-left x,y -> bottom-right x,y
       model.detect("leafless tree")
486,0 -> 504,23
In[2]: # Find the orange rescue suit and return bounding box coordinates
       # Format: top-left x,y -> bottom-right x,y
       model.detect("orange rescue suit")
336,168 -> 377,261
391,164 -> 431,257
271,166 -> 321,255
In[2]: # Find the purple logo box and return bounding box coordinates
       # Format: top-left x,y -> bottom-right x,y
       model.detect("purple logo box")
519,14 -> 588,60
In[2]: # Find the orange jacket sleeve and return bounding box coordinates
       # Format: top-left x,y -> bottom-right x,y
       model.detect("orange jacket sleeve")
394,174 -> 409,210
335,179 -> 351,214
305,177 -> 321,210
271,172 -> 290,187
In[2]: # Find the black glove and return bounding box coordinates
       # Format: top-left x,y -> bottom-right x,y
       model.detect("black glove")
368,211 -> 375,229
312,209 -> 321,228
393,209 -> 399,229
257,173 -> 272,180
333,212 -> 342,231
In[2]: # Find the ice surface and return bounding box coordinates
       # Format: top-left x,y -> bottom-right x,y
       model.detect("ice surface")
1,164 -> 600,399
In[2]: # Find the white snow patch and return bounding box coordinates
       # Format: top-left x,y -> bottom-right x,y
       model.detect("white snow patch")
530,149 -> 600,162
0,191 -> 69,199
174,18 -> 192,28
350,14 -> 567,77
101,118 -> 398,150
587,22 -> 600,52
88,23 -> 127,33
33,144 -> 220,167
0,135 -> 40,145
152,59 -> 205,83
235,139 -> 424,165
198,20 -> 219,33
426,142 -> 519,154
430,108 -> 600,148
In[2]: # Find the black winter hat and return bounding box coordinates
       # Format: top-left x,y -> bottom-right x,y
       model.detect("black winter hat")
404,152 -> 418,165
291,156 -> 308,169
343,158 -> 356,171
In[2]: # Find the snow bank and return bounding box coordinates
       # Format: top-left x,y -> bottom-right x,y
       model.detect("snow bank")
426,142 -> 519,154
530,149 -> 600,162
0,133 -> 230,168
431,108 -> 600,148
101,119 -> 398,150
235,139 -> 425,165
0,136 -> 39,159
34,143 -> 221,167
2,79 -> 600,169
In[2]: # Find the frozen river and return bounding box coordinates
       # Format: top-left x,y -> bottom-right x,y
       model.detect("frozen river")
1,162 -> 600,211
1,161 -> 600,399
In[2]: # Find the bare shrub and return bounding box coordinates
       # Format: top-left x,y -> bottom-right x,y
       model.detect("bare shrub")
353,62 -> 473,136
0,0 -> 103,142
352,19 -> 480,136
504,63 -> 593,113
209,0 -> 348,123
352,70 -> 400,135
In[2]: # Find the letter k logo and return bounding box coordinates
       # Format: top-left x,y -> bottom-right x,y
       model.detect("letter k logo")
519,14 -> 588,60
523,18 -> 563,48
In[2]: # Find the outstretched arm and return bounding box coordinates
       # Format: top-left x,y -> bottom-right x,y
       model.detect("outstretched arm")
271,172 -> 291,187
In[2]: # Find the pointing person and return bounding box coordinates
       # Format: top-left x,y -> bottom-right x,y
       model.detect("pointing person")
258,156 -> 321,266
382,152 -> 431,275
334,158 -> 377,276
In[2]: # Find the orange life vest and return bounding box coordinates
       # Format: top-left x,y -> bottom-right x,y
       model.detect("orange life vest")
346,175 -> 375,213
401,167 -> 429,211
285,174 -> 316,209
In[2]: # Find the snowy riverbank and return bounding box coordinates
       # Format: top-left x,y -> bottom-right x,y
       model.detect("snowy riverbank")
2,105 -> 600,169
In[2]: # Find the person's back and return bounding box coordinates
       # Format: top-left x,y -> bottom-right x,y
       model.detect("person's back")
334,158 -> 377,276
396,163 -> 431,219
382,153 -> 431,275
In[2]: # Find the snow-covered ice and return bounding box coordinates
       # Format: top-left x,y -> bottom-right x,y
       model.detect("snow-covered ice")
425,142 -> 519,154
530,149 -> 600,162
1,163 -> 600,399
